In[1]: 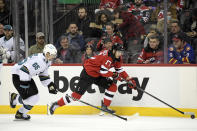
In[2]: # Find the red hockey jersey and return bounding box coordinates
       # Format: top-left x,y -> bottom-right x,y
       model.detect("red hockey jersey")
137,48 -> 164,64
128,4 -> 150,23
84,50 -> 128,79
99,0 -> 122,9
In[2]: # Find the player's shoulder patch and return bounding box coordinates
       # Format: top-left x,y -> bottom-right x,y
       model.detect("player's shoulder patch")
169,47 -> 174,51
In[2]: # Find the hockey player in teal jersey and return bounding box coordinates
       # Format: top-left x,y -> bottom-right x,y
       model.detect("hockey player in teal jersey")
9,44 -> 58,120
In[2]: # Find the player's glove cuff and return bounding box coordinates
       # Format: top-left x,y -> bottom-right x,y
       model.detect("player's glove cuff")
20,81 -> 30,89
127,78 -> 137,90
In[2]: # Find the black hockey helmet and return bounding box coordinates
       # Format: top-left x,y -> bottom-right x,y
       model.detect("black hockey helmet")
109,43 -> 124,61
111,43 -> 124,51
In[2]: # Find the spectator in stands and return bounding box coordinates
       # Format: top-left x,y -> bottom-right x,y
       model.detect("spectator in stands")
0,23 -> 4,37
176,0 -> 185,11
97,0 -> 123,13
184,0 -> 197,9
182,8 -> 197,52
64,22 -> 85,51
168,32 -> 195,64
81,43 -> 96,64
143,0 -> 159,10
0,25 -> 25,63
114,7 -> 145,63
0,0 -> 11,24
168,19 -> 190,46
103,37 -> 113,51
156,11 -> 173,34
96,22 -> 123,51
55,35 -> 81,64
137,35 -> 164,64
128,0 -> 151,25
111,7 -> 123,26
143,24 -> 162,48
75,7 -> 91,40
113,7 -> 145,45
89,10 -> 111,38
97,37 -> 113,52
28,32 -> 45,56
151,1 -> 177,23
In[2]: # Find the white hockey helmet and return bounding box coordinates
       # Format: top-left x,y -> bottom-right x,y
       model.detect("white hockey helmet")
43,44 -> 57,57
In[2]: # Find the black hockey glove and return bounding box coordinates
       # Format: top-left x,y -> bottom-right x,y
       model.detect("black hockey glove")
48,82 -> 58,94
112,72 -> 119,79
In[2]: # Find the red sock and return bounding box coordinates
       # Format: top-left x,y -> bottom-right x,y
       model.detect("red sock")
104,98 -> 111,107
57,97 -> 65,106
103,83 -> 117,106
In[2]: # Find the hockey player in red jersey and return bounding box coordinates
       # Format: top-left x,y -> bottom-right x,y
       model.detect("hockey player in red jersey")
49,43 -> 136,114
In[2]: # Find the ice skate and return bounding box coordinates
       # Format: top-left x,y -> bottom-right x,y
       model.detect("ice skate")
9,92 -> 17,108
15,110 -> 30,120
100,101 -> 115,116
49,102 -> 59,115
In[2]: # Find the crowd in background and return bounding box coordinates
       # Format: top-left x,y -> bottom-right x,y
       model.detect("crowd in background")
0,0 -> 197,64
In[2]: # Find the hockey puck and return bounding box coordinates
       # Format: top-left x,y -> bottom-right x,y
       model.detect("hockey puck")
191,115 -> 195,119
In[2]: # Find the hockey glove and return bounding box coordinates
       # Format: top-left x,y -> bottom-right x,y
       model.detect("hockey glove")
112,72 -> 122,81
48,82 -> 58,94
127,78 -> 137,90
112,72 -> 119,79
112,72 -> 123,81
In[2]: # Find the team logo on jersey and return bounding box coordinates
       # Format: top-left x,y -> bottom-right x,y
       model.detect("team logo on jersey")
169,53 -> 173,57
105,60 -> 112,66
186,46 -> 190,51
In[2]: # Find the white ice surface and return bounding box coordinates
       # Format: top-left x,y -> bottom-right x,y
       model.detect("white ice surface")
0,114 -> 197,131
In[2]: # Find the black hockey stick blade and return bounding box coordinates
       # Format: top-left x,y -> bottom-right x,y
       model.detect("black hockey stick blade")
127,82 -> 195,118
66,94 -> 127,121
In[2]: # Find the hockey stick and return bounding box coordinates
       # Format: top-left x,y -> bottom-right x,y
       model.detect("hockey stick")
127,82 -> 195,119
66,94 -> 128,121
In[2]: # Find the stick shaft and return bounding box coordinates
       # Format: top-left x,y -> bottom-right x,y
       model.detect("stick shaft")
127,81 -> 186,115
136,86 -> 184,114
66,94 -> 127,121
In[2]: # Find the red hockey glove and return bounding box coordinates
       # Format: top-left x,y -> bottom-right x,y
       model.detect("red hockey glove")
127,78 -> 137,89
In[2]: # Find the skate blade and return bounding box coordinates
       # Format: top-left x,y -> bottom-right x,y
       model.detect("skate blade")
13,119 -> 30,121
99,111 -> 105,116
99,111 -> 116,116
9,92 -> 11,108
47,104 -> 50,115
